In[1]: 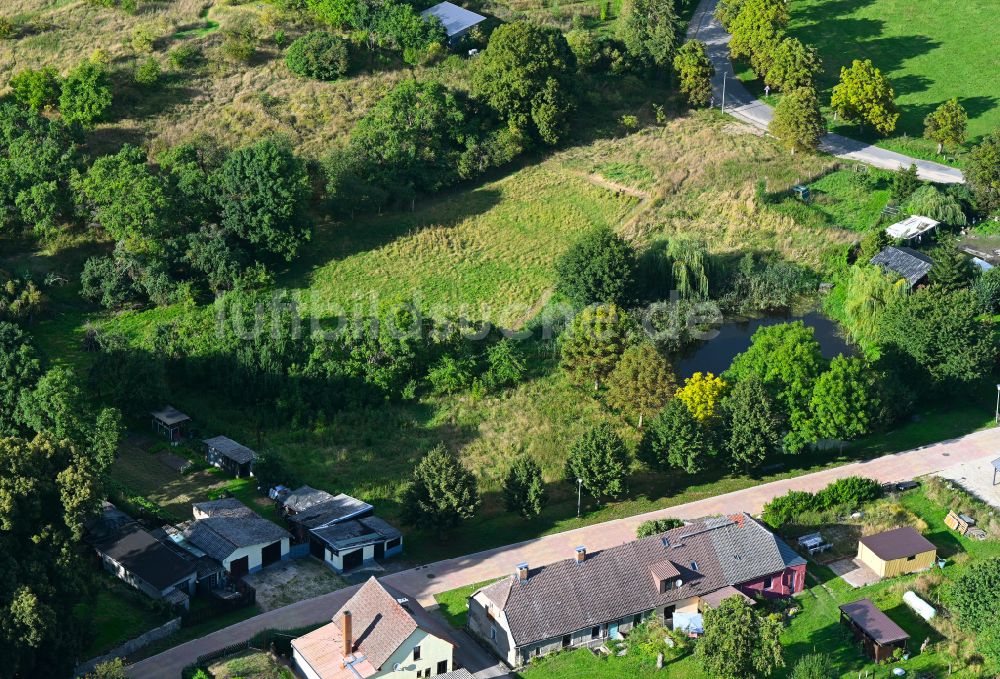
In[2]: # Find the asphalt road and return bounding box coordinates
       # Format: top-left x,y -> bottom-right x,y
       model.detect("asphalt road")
686,0 -> 965,184
127,426 -> 1000,678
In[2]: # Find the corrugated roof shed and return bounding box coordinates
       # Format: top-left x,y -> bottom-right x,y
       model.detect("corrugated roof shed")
870,246 -> 934,287
419,1 -> 486,37
203,435 -> 255,464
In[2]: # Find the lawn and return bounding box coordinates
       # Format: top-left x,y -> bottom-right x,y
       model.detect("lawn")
511,483 -> 996,678
207,650 -> 293,679
770,168 -> 892,233
786,0 -> 1000,148
75,578 -> 173,658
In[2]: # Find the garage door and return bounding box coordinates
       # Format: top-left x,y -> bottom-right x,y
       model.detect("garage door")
342,549 -> 363,571
262,541 -> 282,567
230,555 -> 249,580
309,537 -> 325,559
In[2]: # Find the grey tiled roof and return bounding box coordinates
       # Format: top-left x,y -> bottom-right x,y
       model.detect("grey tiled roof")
203,436 -> 255,464
183,513 -> 290,561
288,493 -> 373,529
282,486 -> 337,514
193,498 -> 255,519
870,246 -> 934,287
88,505 -> 195,590
479,514 -> 803,647
151,406 -> 190,426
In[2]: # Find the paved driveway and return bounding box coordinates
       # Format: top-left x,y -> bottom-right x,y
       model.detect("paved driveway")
128,426 -> 1000,678
686,0 -> 965,184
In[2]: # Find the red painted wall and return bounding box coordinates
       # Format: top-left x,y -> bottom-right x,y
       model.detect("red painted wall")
737,563 -> 807,599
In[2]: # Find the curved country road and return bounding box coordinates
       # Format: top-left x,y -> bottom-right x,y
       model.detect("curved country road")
127,426 -> 1000,678
686,0 -> 965,184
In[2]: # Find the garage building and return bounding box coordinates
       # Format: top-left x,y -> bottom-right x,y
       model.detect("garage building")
857,526 -> 937,578
184,498 -> 291,579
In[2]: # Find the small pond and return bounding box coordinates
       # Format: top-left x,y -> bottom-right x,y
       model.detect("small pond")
675,311 -> 854,379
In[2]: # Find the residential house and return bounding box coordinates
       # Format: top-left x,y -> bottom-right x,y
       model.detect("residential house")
85,503 -> 196,607
419,2 -> 486,43
292,577 -> 458,679
870,246 -> 934,288
857,526 -> 937,578
183,498 -> 291,579
203,435 -> 255,478
468,513 -> 806,667
839,598 -> 909,662
311,516 -> 404,572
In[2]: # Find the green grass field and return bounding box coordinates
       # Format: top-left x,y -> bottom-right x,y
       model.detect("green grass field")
75,578 -> 172,658
771,168 -> 891,233
484,484 -> 996,678
787,0 -> 1000,145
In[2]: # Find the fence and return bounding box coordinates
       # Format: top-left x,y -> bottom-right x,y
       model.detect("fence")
74,617 -> 182,677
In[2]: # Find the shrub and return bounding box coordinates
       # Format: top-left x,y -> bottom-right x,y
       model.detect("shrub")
134,57 -> 161,86
169,44 -> 202,68
636,517 -> 683,538
426,354 -> 476,394
761,489 -> 815,527
814,476 -> 881,509
59,59 -> 113,127
949,558 -> 1000,633
285,31 -> 349,80
0,16 -> 14,39
10,67 -> 61,111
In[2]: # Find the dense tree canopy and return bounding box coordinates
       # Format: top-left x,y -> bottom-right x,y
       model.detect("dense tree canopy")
215,138 -> 312,261
58,59 -> 113,127
967,131 -> 1000,215
618,0 -> 679,67
401,444 -> 480,534
795,356 -> 880,448
722,375 -> 780,471
9,67 -> 61,112
556,226 -> 637,307
768,86 -> 825,154
765,37 -> 821,91
639,397 -> 714,474
696,596 -> 784,679
831,59 -> 898,135
673,40 -> 715,108
0,322 -> 41,436
565,423 -> 632,501
728,0 -> 788,76
472,22 -> 577,145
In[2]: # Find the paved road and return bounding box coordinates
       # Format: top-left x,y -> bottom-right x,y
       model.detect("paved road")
686,0 -> 965,184
128,426 -> 1000,678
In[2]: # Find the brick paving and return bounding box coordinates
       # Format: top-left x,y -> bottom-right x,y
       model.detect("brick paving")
128,426 -> 1000,678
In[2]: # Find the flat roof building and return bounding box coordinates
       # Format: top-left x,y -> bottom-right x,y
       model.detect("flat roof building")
420,1 -> 486,41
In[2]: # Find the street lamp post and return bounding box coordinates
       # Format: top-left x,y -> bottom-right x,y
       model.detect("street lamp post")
994,384 -> 999,424
577,478 -> 583,518
721,72 -> 727,114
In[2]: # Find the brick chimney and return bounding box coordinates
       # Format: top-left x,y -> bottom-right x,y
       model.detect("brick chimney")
575,546 -> 586,563
342,610 -> 353,658
516,563 -> 529,581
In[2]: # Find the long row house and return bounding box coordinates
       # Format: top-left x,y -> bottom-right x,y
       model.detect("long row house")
468,513 -> 806,667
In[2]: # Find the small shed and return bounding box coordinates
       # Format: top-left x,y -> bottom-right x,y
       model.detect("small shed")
839,598 -> 909,662
420,1 -> 486,42
870,246 -> 934,288
151,406 -> 190,444
885,215 -> 939,242
203,435 -> 255,478
857,527 -> 937,578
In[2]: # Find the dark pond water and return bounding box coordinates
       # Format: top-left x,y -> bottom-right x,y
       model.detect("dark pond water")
675,311 -> 854,379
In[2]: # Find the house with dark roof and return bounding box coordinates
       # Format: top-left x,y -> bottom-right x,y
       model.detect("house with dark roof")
183,499 -> 291,579
203,435 -> 255,478
292,577 -> 458,679
85,503 -> 196,605
870,246 -> 934,288
282,487 -> 374,541
311,516 -> 404,572
839,598 -> 909,662
468,513 -> 806,667
857,526 -> 937,578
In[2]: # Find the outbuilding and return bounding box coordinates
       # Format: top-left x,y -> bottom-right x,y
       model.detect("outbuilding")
184,499 -> 291,579
870,246 -> 934,289
857,526 -> 937,578
839,598 -> 909,662
203,435 -> 255,478
311,516 -> 404,572
420,1 -> 486,42
151,406 -> 190,444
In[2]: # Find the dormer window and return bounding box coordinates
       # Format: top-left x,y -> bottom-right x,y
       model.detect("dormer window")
691,561 -> 700,572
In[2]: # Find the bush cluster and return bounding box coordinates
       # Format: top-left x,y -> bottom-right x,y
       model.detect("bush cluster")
762,476 -> 882,527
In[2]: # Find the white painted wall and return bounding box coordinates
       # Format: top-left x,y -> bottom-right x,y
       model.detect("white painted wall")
374,628 -> 453,677
222,537 -> 290,573
292,647 -> 323,679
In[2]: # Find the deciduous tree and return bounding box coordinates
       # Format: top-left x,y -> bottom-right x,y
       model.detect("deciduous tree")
923,98 -> 967,154
565,423 -> 632,501
636,517 -> 683,538
0,321 -> 41,435
843,264 -> 907,349
728,0 -> 788,76
556,226 -> 637,307
798,356 -> 880,447
831,59 -> 898,135
673,40 -> 714,108
967,131 -> 1000,215
903,185 -> 967,225
765,37 -> 820,90
402,444 -> 480,533
768,86 -> 825,153
286,31 -> 349,80
605,342 -> 676,427
9,67 -> 61,111
59,59 -> 113,127
675,371 -> 725,422
721,375 -> 780,472
560,303 -> 631,389
696,596 -> 784,679
639,397 -> 713,474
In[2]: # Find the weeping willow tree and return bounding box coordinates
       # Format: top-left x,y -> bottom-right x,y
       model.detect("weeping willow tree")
667,237 -> 710,299
844,264 -> 907,350
902,185 -> 967,226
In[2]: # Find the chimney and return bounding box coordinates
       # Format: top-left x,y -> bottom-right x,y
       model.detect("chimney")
575,546 -> 586,563
342,610 -> 353,658
516,562 -> 529,581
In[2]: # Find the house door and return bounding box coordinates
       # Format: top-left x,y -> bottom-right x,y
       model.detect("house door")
261,541 -> 282,567
309,537 -> 325,559
609,620 -> 621,640
374,541 -> 385,560
342,549 -> 363,571
230,556 -> 249,580
663,605 -> 676,628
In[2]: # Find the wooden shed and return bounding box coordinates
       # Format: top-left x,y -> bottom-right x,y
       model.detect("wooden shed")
839,598 -> 909,663
203,436 -> 255,478
151,406 -> 190,445
857,527 -> 937,578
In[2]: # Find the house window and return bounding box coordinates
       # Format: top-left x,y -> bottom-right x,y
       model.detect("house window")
562,634 -> 571,648
691,561 -> 700,571
789,571 -> 796,591
591,626 -> 601,639
907,554 -> 917,561
436,660 -> 448,674
413,645 -> 421,661
490,626 -> 497,641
